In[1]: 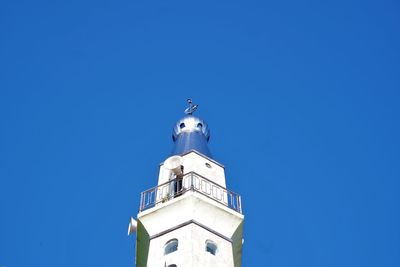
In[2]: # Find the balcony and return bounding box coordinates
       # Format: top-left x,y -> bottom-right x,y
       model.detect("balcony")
139,172 -> 242,214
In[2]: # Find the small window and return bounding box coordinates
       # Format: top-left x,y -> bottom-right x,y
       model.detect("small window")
167,265 -> 177,267
197,123 -> 203,129
205,240 -> 217,255
179,123 -> 185,129
205,162 -> 212,168
165,239 -> 178,255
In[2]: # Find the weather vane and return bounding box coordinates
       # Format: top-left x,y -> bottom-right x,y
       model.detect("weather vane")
184,98 -> 198,115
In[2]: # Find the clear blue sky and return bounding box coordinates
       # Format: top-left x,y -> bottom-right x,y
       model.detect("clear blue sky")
1,0 -> 399,266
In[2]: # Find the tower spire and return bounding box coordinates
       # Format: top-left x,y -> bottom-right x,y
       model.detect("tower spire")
172,99 -> 212,158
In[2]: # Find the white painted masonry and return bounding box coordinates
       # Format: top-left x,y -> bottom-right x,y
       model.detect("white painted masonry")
135,151 -> 244,267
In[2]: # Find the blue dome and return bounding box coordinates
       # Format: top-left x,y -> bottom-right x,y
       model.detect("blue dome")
171,115 -> 212,158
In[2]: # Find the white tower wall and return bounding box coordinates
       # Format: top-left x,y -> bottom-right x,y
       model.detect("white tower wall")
158,150 -> 226,188
136,189 -> 243,267
147,223 -> 234,266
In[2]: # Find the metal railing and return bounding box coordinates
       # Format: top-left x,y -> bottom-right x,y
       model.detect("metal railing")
139,172 -> 242,214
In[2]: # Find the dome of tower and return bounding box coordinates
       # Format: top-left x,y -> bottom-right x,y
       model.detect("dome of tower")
172,115 -> 210,142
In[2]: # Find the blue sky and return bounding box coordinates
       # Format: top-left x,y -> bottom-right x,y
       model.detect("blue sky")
1,0 -> 399,266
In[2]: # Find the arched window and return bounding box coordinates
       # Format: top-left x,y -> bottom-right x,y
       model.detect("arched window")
164,239 -> 178,255
205,240 -> 217,255
167,265 -> 177,267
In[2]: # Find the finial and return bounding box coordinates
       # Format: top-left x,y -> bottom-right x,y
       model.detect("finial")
184,98 -> 198,115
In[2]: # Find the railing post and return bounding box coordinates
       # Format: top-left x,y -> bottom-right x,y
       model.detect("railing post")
139,192 -> 142,212
238,195 -> 242,213
141,192 -> 145,212
191,173 -> 194,191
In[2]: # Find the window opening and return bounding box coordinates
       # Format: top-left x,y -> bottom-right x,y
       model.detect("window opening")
169,167 -> 184,198
205,240 -> 217,255
164,239 -> 178,255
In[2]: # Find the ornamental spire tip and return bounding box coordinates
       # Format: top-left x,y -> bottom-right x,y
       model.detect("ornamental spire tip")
184,98 -> 198,115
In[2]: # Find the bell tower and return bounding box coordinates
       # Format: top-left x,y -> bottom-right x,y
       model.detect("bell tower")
132,100 -> 244,267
